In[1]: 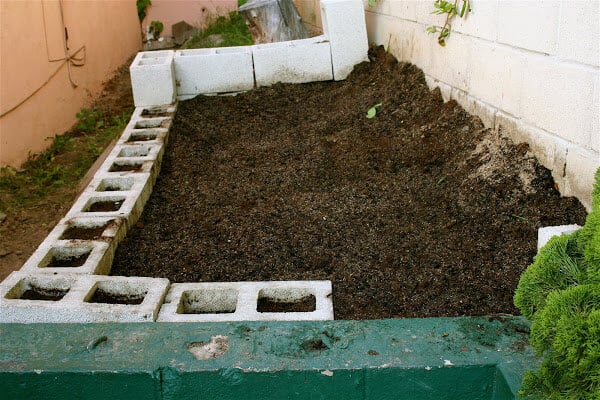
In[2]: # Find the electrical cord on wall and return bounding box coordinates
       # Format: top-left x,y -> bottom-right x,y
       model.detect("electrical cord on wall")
0,0 -> 87,118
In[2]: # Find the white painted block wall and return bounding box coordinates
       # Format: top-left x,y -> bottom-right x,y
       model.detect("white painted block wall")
361,0 -> 600,210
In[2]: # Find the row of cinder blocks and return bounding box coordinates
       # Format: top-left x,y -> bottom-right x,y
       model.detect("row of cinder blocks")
130,0 -> 369,106
0,273 -> 333,323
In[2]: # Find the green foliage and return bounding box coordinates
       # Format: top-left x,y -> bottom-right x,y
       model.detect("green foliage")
366,103 -> 382,119
514,167 -> 600,399
182,11 -> 253,49
521,286 -> 600,399
136,0 -> 152,22
426,0 -> 471,46
149,20 -> 164,38
514,234 -> 589,319
0,108 -> 131,211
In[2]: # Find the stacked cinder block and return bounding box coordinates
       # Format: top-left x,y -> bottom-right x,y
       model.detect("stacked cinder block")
158,281 -> 333,322
0,105 -> 176,323
0,272 -> 169,323
128,0 -> 368,102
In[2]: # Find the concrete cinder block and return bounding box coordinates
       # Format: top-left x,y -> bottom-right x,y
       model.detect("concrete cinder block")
321,0 -> 369,80
252,36 -> 333,86
563,146 -> 600,211
130,51 -> 176,107
497,0 -> 559,54
558,0 -> 600,67
0,272 -> 169,323
451,0 -> 498,42
538,225 -> 582,250
451,87 -> 496,129
158,281 -> 333,322
19,216 -> 126,275
174,46 -> 254,96
520,54 -> 597,148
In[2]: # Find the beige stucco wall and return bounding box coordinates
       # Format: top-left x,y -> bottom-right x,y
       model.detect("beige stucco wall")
0,0 -> 141,168
141,0 -> 237,37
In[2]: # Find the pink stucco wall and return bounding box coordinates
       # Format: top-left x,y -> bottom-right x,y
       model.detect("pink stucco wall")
0,0 -> 141,168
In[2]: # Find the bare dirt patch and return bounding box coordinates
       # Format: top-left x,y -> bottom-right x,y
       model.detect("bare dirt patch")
109,46 -> 586,319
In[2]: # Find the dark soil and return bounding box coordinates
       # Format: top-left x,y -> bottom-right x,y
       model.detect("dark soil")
87,289 -> 145,305
46,253 -> 89,268
111,46 -> 587,320
257,295 -> 317,313
20,287 -> 69,301
60,225 -> 108,240
88,200 -> 124,212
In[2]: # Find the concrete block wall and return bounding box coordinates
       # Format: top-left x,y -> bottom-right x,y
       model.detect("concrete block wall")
364,0 -> 600,210
130,0 -> 369,102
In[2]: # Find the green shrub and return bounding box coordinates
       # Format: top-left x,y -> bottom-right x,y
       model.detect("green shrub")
514,167 -> 600,399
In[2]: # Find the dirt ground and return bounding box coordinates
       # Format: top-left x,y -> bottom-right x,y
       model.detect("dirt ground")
111,46 -> 587,320
0,63 -> 134,281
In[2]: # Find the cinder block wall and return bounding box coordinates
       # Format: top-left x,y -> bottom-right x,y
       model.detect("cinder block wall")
295,0 -> 600,210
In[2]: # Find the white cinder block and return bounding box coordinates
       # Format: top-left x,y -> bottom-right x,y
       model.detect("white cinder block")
466,41 -> 524,115
520,54 -> 597,147
20,216 -> 126,275
253,36 -> 333,86
563,146 -> 600,211
321,0 -> 369,80
174,46 -> 254,96
538,225 -> 582,250
497,1 -> 560,54
130,51 -> 176,107
0,272 -> 169,323
424,76 -> 452,101
65,172 -> 153,228
494,112 -> 570,191
158,281 -> 333,322
558,0 -> 600,67
388,0 -> 417,22
451,0 -> 498,42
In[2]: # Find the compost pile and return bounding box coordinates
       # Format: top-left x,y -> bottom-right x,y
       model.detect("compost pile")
111,46 -> 587,319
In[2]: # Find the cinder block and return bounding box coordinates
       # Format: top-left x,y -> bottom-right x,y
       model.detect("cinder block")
558,0 -> 600,67
424,75 -> 452,102
497,1 -> 559,55
450,87 -> 496,129
0,272 -> 169,323
119,127 -> 169,145
252,36 -> 333,86
19,216 -> 126,275
520,54 -> 597,148
130,51 -> 176,107
494,112 -> 570,192
451,0 -> 498,42
538,225 -> 582,250
321,0 -> 369,80
65,173 -> 153,228
158,281 -> 333,322
563,146 -> 600,212
174,46 -> 254,96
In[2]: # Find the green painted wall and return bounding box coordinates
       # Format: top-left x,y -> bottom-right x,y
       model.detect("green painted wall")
0,317 -> 537,399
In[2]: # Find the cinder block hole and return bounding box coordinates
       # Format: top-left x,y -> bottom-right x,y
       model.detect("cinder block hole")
134,119 -> 169,129
5,277 -> 72,301
86,281 -> 147,305
60,220 -> 114,240
177,288 -> 238,314
40,246 -> 93,268
138,58 -> 165,66
126,130 -> 160,142
109,161 -> 144,172
257,288 -> 316,313
96,177 -> 135,192
141,107 -> 172,117
141,50 -> 171,58
84,197 -> 125,212
117,146 -> 151,158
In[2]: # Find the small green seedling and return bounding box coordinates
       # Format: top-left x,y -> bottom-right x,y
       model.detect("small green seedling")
366,103 -> 382,119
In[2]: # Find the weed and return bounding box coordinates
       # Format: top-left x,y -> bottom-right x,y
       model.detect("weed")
0,107 -> 132,212
366,103 -> 382,119
182,11 -> 253,49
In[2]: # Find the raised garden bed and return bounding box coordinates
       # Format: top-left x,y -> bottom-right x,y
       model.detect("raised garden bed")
110,47 -> 587,319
